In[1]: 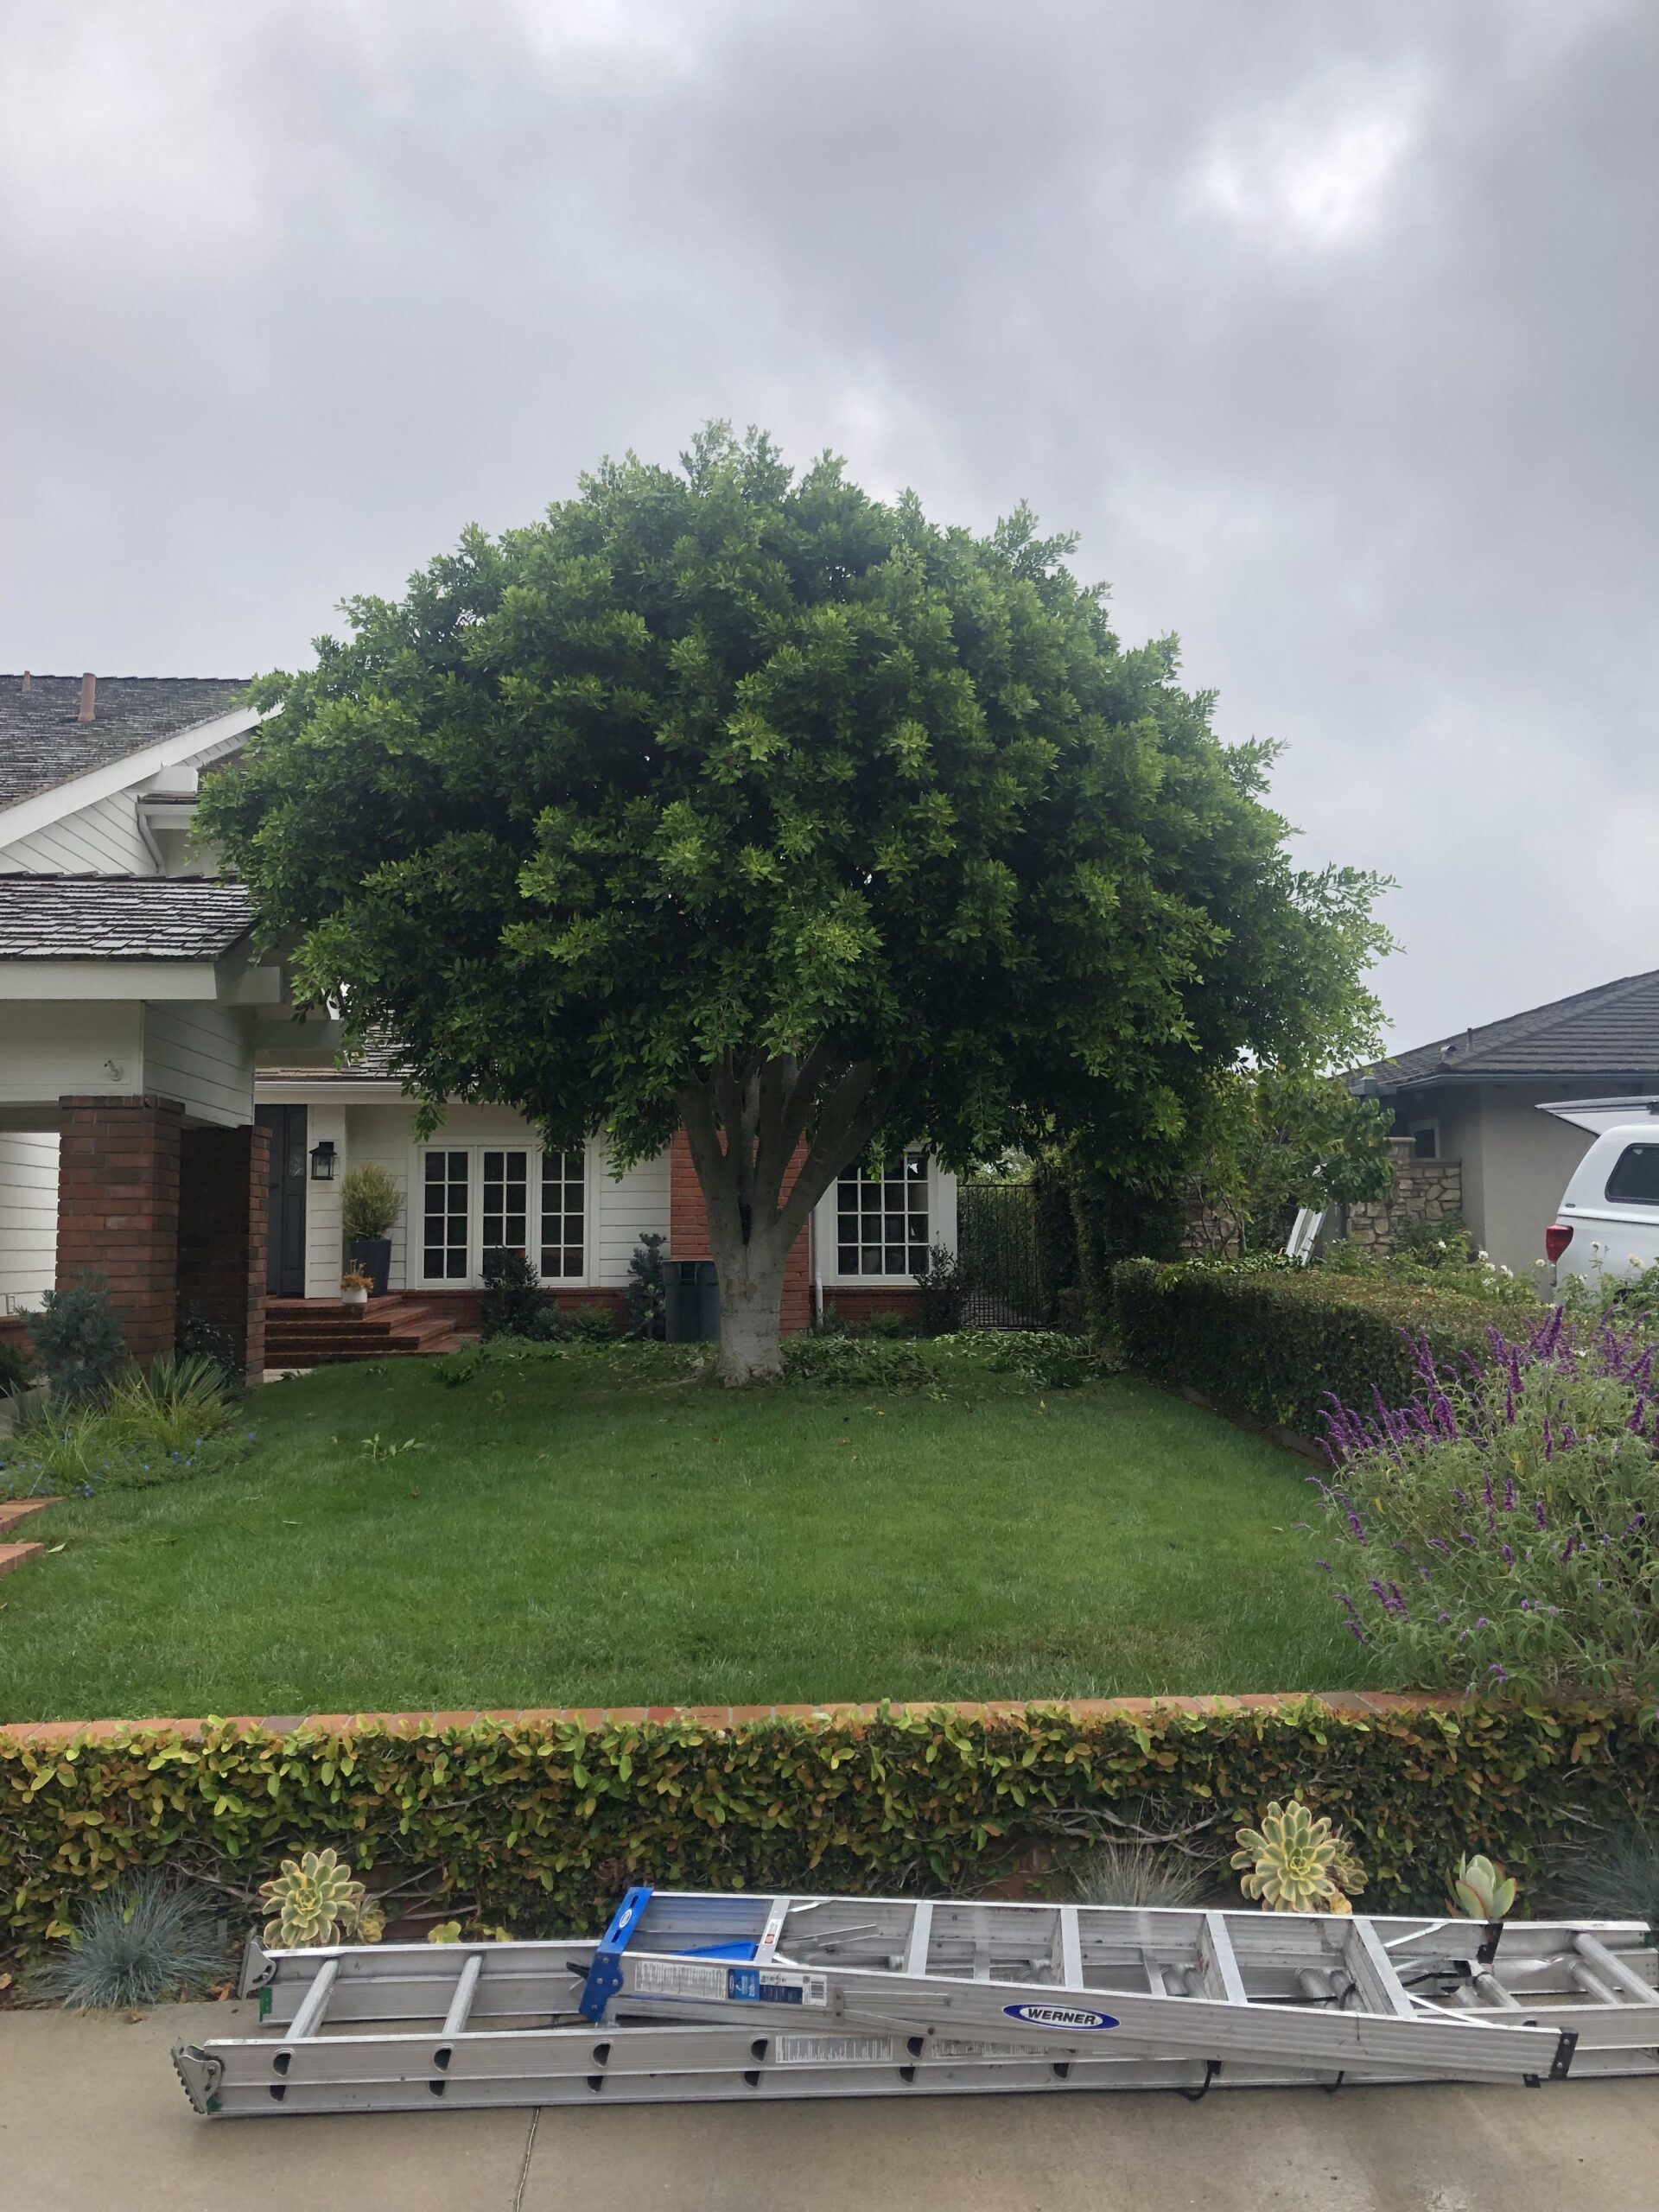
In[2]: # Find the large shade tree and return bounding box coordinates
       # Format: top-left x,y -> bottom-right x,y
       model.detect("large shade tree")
202,428 -> 1388,1382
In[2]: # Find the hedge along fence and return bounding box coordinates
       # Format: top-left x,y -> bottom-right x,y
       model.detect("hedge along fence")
4,1698 -> 1656,1954
1111,1260 -> 1529,1443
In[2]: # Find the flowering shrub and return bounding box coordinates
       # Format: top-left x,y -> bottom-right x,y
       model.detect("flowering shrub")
1316,1306 -> 1659,1694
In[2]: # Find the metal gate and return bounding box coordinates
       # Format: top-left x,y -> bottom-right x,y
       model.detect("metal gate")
955,1182 -> 1046,1328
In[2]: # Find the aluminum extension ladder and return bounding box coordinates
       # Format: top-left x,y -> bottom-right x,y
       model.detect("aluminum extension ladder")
174,1885 -> 1659,2118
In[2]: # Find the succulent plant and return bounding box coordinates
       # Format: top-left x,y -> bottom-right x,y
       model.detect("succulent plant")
1451,1853 -> 1517,1919
1230,1799 -> 1364,1915
259,1848 -> 372,1948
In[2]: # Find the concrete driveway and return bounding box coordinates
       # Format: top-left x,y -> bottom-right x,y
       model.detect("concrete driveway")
1,1999 -> 1654,2212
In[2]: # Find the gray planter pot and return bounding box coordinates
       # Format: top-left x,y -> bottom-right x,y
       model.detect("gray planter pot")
347,1238 -> 392,1296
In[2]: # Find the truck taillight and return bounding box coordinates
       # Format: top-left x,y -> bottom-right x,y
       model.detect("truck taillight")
1545,1224 -> 1573,1262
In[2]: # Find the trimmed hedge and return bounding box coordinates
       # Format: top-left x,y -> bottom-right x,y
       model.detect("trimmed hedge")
3,1700 -> 1654,1952
1111,1259 -> 1523,1441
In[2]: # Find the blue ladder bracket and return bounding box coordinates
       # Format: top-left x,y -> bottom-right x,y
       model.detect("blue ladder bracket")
578,1885 -> 654,2024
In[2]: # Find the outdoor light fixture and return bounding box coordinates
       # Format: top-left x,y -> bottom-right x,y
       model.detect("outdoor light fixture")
309,1140 -> 337,1182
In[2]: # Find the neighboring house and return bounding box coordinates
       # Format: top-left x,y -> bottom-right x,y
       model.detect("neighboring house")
1351,969 -> 1659,1274
0,671 -> 955,1363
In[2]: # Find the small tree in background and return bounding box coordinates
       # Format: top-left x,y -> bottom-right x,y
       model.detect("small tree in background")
624,1232 -> 667,1339
201,427 -> 1389,1382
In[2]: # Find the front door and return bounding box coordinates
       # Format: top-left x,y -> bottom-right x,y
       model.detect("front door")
257,1105 -> 308,1296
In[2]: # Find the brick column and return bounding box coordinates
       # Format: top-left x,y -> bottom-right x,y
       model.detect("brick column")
668,1128 -> 814,1335
56,1095 -> 184,1363
178,1123 -> 270,1377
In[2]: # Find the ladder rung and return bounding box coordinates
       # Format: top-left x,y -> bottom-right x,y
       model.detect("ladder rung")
1573,1935 -> 1659,2006
1200,1914 -> 1248,2005
441,1954 -> 483,2040
1058,1907 -> 1083,1991
284,1959 -> 338,2045
903,1902 -> 933,1978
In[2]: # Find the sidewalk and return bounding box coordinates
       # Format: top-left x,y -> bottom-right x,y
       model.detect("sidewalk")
2,1999 -> 1655,2211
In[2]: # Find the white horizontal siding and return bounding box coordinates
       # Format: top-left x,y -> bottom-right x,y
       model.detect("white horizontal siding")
593,1135 -> 671,1287
0,1003 -> 145,1105
302,1103 -> 346,1297
142,1003 -> 256,1126
0,789 -> 152,874
341,1105 -> 414,1294
0,1132 -> 59,1308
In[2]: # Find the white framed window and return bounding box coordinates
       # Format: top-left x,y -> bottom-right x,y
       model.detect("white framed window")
834,1149 -> 931,1277
421,1148 -> 471,1281
416,1142 -> 589,1286
539,1148 -> 586,1278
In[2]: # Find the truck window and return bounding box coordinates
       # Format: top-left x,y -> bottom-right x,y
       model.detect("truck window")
1605,1143 -> 1659,1206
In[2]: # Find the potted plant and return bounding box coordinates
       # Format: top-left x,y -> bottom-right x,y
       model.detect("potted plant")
340,1269 -> 373,1314
340,1163 -> 402,1296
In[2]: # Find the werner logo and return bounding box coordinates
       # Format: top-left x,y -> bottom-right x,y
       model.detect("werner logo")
1003,2003 -> 1119,2031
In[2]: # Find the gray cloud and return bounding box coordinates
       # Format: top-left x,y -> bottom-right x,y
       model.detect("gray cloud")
3,0 -> 1655,1047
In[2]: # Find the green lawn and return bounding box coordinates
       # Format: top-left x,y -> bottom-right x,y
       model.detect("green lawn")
0,1345 -> 1379,1721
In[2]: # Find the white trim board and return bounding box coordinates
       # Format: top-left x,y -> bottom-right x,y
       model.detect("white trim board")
0,706 -> 261,847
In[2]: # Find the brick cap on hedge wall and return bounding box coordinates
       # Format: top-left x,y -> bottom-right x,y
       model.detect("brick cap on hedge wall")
0,1690 -> 1463,1749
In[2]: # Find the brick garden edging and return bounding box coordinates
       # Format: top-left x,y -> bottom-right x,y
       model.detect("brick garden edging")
0,1688 -> 1445,1747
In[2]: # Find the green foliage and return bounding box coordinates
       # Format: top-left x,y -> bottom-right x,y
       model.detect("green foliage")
32,1872 -> 225,2008
1319,1223 -> 1541,1308
1185,1071 -> 1395,1255
1231,1797 -> 1364,1913
1317,1313 -> 1659,1696
29,1271 -> 125,1404
175,1298 -> 242,1372
1451,1853 -> 1517,1918
0,1336 -> 36,1398
5,1700 -> 1655,1955
912,1239 -> 966,1335
1068,1163 -> 1186,1332
783,1332 -> 932,1391
480,1247 -> 546,1339
625,1232 -> 667,1340
2,1351 -> 241,1498
1553,1826 -> 1659,1927
1110,1257 -> 1520,1439
573,1306 -> 620,1344
259,1847 -> 373,1948
1071,1840 -> 1207,1909
200,426 -> 1389,1378
340,1162 -> 403,1243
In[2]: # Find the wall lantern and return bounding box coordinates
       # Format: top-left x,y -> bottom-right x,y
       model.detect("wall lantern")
309,1140 -> 338,1182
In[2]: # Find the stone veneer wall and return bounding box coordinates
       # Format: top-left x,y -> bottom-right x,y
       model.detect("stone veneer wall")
1344,1135 -> 1463,1256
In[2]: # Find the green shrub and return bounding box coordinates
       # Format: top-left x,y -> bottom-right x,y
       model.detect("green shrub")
29,1271 -> 125,1403
912,1240 -> 965,1335
0,1336 -> 35,1398
574,1306 -> 620,1344
3,1700 -> 1655,1955
340,1162 -> 403,1243
1111,1257 -> 1521,1439
624,1232 -> 667,1340
783,1332 -> 932,1390
2,1351 -> 241,1497
1318,1306 -> 1659,1696
480,1248 -> 545,1338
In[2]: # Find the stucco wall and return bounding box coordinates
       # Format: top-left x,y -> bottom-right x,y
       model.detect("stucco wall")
1389,1083 -> 1597,1275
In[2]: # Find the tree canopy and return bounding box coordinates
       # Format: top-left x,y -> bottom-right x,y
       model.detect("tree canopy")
202,426 -> 1389,1376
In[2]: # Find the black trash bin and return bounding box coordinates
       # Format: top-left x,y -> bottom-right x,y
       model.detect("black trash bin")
664,1258 -> 721,1342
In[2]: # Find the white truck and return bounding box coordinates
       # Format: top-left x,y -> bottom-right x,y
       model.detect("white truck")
1540,1096 -> 1659,1288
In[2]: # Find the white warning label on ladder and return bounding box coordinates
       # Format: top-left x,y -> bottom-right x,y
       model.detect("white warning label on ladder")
631,1959 -> 729,2001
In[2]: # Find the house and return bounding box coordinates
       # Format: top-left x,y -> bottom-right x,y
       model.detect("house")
1351,969 -> 1659,1274
0,671 -> 955,1366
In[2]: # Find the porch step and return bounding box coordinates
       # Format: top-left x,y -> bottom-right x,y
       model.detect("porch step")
264,1298 -> 468,1364
0,1496 -> 61,1535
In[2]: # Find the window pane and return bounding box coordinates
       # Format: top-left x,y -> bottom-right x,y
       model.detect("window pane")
1607,1144 -> 1659,1206
540,1147 -> 585,1279
836,1147 -> 928,1274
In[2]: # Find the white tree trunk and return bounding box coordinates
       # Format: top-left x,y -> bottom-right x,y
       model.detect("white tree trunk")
705,1216 -> 791,1386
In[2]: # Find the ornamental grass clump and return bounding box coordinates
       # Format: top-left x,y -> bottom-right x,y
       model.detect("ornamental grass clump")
1315,1305 -> 1659,1695
35,1873 -> 225,2009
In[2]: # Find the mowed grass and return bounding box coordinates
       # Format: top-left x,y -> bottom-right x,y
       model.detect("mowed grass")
0,1346 -> 1382,1721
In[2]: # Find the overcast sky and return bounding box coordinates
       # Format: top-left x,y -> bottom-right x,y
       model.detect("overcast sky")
3,2 -> 1655,1051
